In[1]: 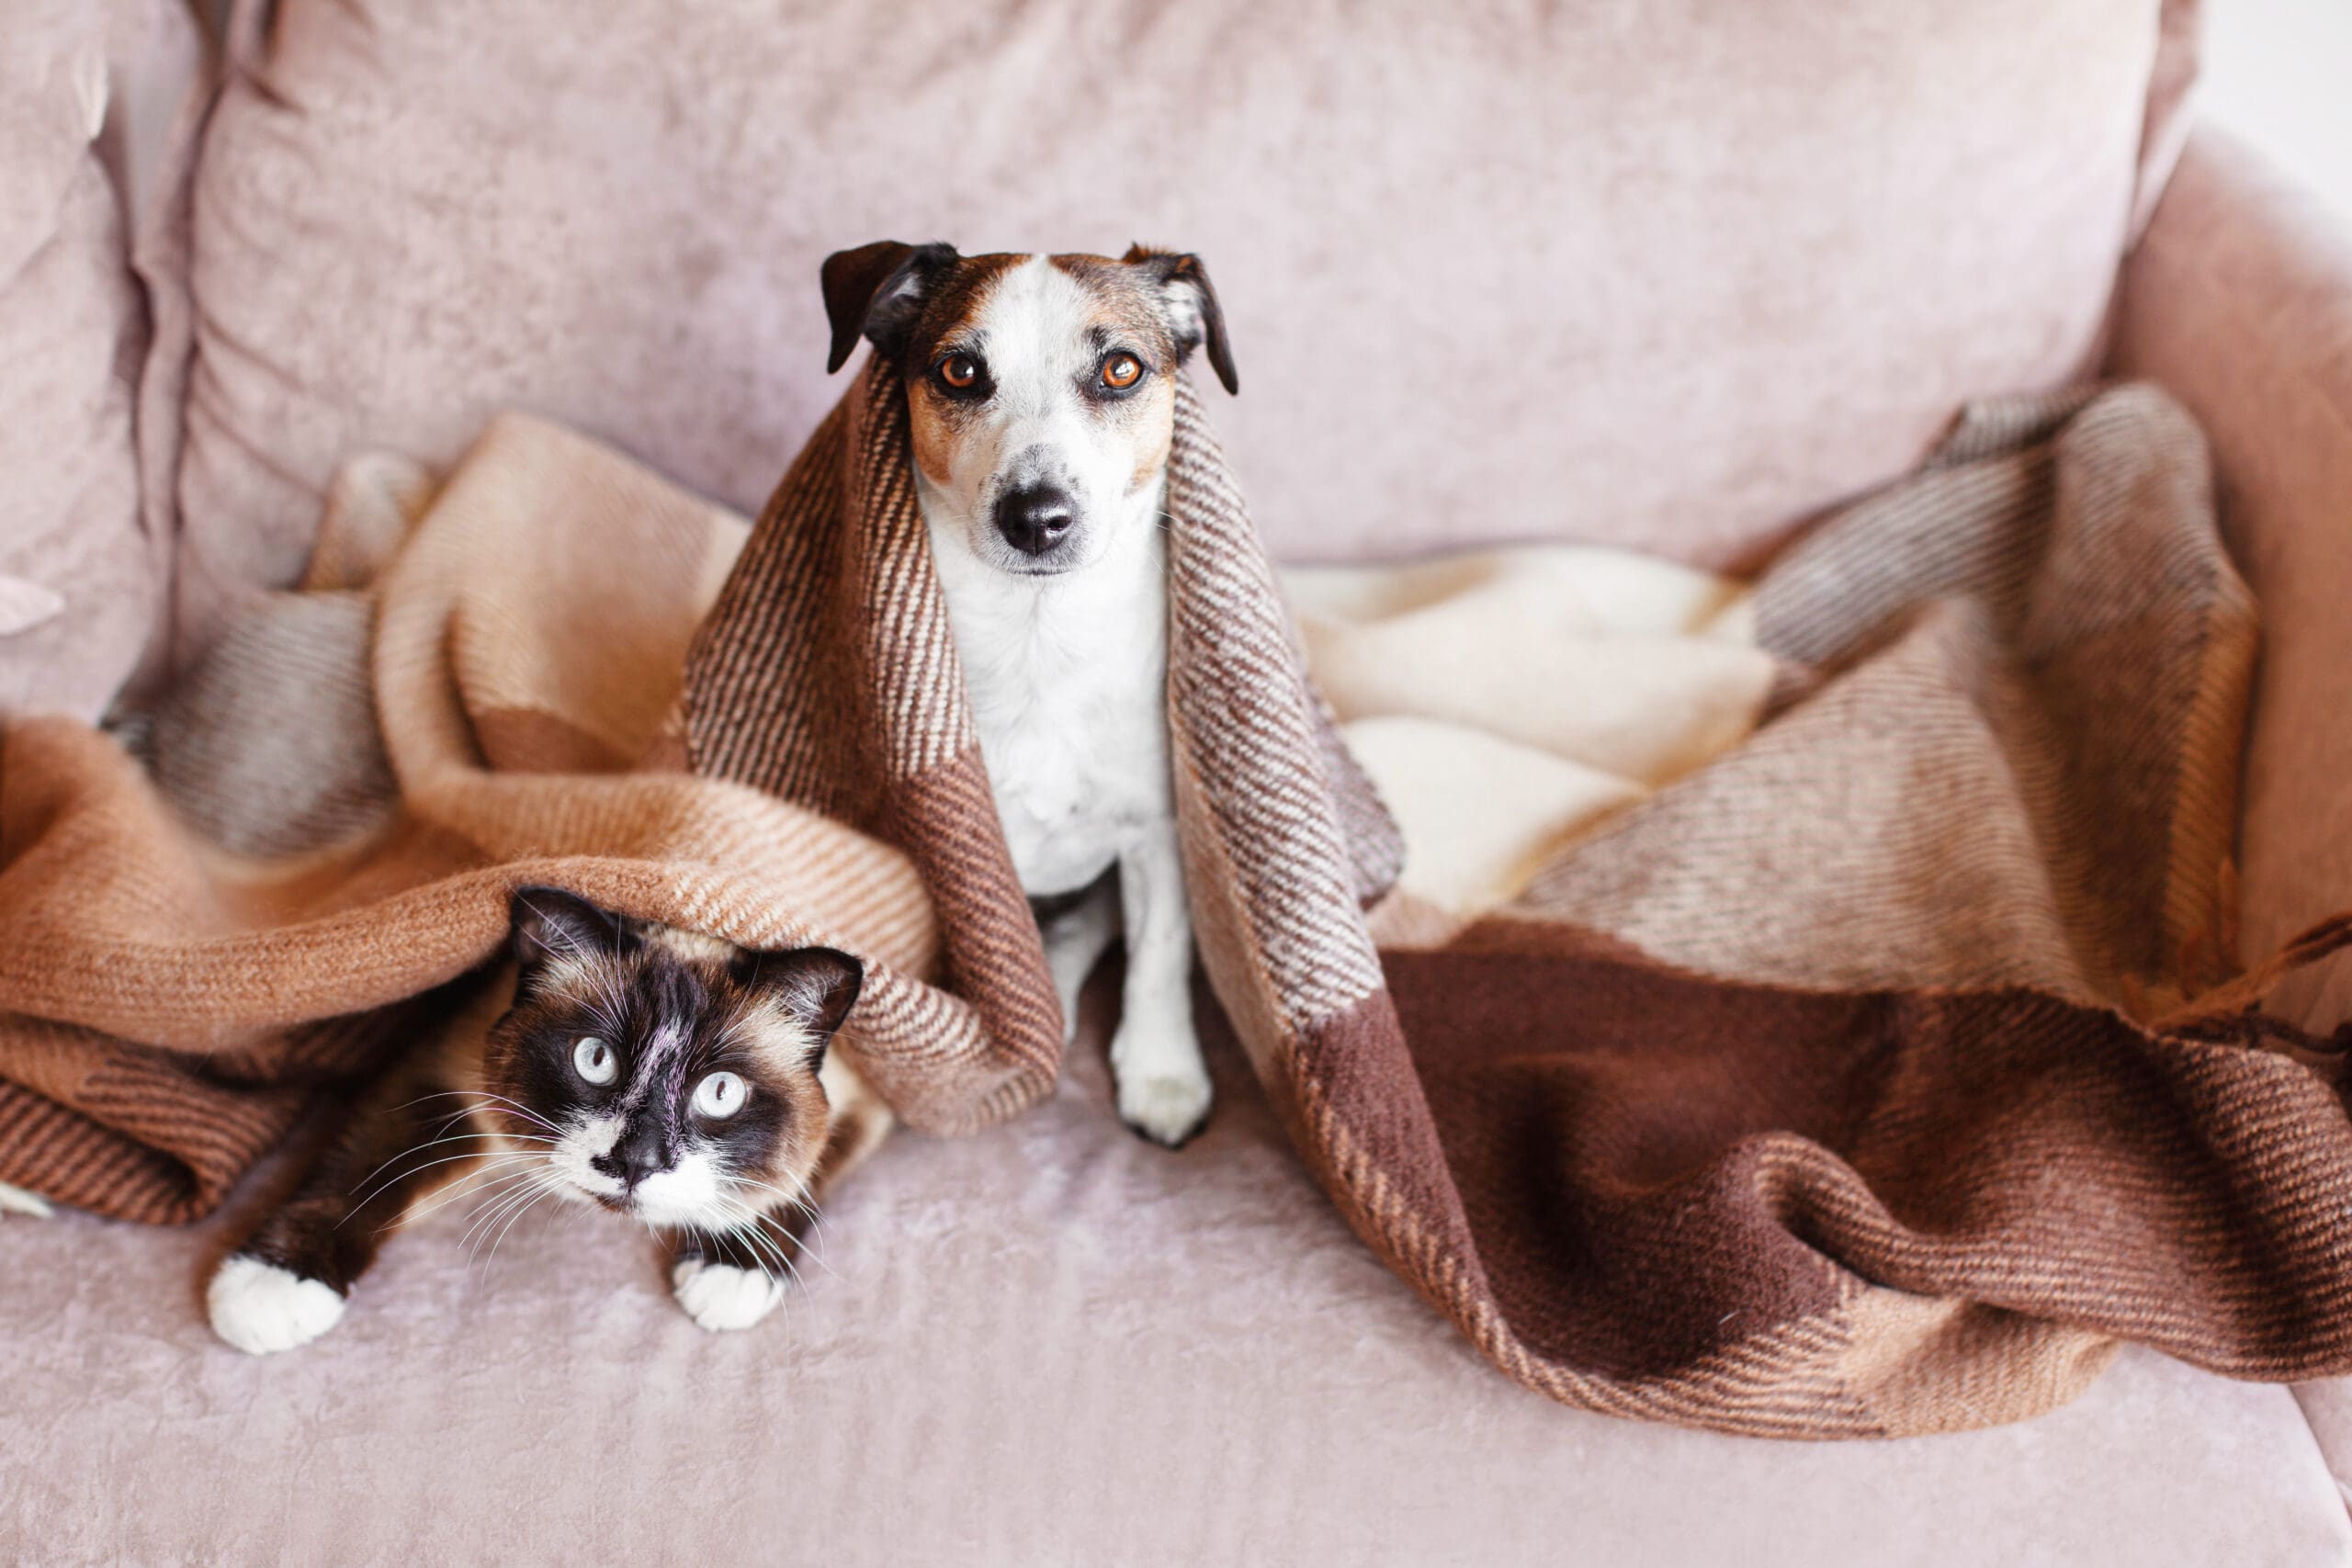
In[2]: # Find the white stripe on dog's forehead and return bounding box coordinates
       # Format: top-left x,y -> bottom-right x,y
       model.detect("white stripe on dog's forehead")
970,257 -> 1102,412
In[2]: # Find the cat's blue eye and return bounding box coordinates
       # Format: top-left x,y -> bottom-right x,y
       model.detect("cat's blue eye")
692,1070 -> 747,1120
572,1036 -> 617,1086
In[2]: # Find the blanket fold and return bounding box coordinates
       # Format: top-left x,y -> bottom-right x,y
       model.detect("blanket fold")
682,363 -> 1401,1133
0,412 -> 942,1220
2,364 -> 2348,1438
685,369 -> 2352,1437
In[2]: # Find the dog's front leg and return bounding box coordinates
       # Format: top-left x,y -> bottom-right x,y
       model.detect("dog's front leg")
1037,876 -> 1121,1045
1111,820 -> 1212,1146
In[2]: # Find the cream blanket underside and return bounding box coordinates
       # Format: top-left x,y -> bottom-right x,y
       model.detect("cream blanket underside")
1284,547 -> 1768,921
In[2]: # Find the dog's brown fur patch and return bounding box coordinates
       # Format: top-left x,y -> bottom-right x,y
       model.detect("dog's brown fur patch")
1048,254 -> 1182,372
900,251 -> 1183,494
901,252 -> 1024,488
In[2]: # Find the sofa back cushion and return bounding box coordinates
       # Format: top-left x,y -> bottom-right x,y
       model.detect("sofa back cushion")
0,0 -> 195,717
175,0 -> 2190,664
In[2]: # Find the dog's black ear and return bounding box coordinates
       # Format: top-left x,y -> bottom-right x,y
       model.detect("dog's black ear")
820,241 -> 956,374
1123,244 -> 1237,395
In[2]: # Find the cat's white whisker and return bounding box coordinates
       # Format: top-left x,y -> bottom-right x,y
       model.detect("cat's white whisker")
724,1203 -> 793,1276
480,1171 -> 562,1279
707,1218 -> 781,1291
390,1088 -> 568,1137
443,1090 -> 568,1139
463,1194 -> 542,1278
713,1194 -> 805,1292
386,1155 -> 550,1232
417,1162 -> 549,1241
721,1176 -> 835,1276
344,1139 -> 550,1215
398,1179 -> 535,1245
460,1164 -> 559,1265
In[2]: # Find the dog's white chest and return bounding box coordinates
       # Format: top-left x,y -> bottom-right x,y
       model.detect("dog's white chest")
933,529 -> 1173,898
983,670 -> 1160,891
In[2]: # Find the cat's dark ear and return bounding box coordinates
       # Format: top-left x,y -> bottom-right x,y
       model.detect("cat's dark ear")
509,886 -> 631,976
738,947 -> 864,1066
820,240 -> 957,374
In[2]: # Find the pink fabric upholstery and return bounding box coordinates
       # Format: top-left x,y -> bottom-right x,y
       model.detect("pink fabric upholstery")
2110,124 -> 2352,1508
11,1 -> 2352,1558
2,1004 -> 2346,1564
0,0 -> 198,719
173,0 -> 2180,667
2110,126 -> 2352,962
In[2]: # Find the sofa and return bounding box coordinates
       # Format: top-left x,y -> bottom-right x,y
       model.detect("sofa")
6,1 -> 2351,1562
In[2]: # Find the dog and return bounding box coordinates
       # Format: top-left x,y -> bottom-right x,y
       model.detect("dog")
817,241 -> 1239,1147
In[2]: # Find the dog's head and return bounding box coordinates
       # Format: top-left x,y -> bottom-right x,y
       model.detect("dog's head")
820,242 -> 1238,577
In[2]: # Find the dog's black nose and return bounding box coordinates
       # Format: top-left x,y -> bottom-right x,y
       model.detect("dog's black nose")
993,484 -> 1076,557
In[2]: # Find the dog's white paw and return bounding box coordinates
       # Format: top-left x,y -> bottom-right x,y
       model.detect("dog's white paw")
208,1255 -> 346,1355
1112,1027 -> 1214,1148
671,1256 -> 785,1333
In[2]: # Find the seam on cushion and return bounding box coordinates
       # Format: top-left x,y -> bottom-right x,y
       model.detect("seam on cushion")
226,0 -> 276,74
0,206 -> 79,303
2291,1385 -> 2352,1524
2179,141 -> 2352,1516
2158,135 -> 2352,455
118,8 -> 228,701
2168,153 -> 2352,939
2126,0 -> 2204,248
2120,145 -> 2352,1510
2214,265 -> 2352,464
2153,217 -> 2352,685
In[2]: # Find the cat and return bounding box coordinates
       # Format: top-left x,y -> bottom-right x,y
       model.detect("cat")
206,886 -> 888,1354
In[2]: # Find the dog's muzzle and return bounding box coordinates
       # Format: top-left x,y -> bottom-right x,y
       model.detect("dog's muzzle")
992,482 -> 1077,558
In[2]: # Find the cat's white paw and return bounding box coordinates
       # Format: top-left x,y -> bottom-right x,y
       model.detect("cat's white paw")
1112,1023 -> 1214,1147
208,1255 -> 346,1355
0,1181 -> 53,1219
671,1256 -> 785,1333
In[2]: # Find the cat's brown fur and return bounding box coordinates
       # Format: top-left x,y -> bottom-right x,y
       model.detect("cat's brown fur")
206,888 -> 889,1353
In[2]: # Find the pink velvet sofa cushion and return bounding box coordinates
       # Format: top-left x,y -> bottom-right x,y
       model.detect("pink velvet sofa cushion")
0,0 -> 193,718
2112,127 -> 2352,958
175,0 -> 2185,666
4,1019 -> 2348,1565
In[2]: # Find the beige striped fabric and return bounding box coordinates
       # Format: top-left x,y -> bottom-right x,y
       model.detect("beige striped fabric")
0,412 -> 936,1221
688,367 -> 2352,1438
684,363 -> 1406,1131
684,366 -> 1062,1134
5,367 -> 2349,1438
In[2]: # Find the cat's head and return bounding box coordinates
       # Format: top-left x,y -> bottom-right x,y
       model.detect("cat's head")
484,886 -> 864,1232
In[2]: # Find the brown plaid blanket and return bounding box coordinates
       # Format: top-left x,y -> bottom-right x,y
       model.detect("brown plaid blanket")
0,422 -> 940,1224
3,366 -> 2349,1436
686,366 -> 2352,1436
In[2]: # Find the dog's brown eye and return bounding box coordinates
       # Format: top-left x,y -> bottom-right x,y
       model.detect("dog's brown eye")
1101,352 -> 1143,390
938,353 -> 980,390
